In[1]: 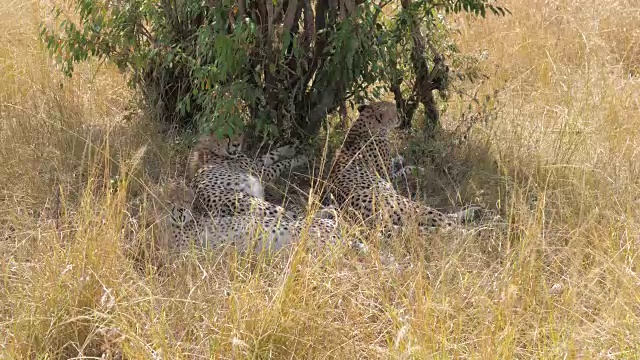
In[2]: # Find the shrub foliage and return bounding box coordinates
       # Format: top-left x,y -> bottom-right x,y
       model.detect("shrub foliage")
40,0 -> 507,141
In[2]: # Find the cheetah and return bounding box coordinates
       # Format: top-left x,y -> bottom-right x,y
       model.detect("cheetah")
187,132 -> 308,220
325,101 -> 458,231
166,203 -> 346,254
162,183 -> 354,254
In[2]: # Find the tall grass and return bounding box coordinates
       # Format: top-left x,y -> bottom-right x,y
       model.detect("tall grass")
1,0 -> 639,358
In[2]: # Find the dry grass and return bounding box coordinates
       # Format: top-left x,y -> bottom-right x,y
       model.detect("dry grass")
1,0 -> 640,358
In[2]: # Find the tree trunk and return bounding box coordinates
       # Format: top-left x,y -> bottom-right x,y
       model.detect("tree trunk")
393,0 -> 449,139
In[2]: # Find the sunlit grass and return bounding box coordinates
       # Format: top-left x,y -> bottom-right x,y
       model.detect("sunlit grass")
1,0 -> 639,358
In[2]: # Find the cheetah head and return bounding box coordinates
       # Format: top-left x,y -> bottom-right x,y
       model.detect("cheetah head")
163,181 -> 197,227
193,131 -> 245,158
208,132 -> 245,158
189,132 -> 245,177
150,193 -> 196,255
357,101 -> 399,132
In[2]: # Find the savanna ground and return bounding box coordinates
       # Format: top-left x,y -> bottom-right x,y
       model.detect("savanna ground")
1,0 -> 640,358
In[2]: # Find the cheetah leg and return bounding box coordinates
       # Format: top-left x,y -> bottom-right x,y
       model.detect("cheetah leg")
240,197 -> 301,221
445,205 -> 484,224
312,205 -> 338,220
391,165 -> 426,180
390,155 -> 406,175
255,142 -> 300,168
389,154 -> 427,180
257,155 -> 308,184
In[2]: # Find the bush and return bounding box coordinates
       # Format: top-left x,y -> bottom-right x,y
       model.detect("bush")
40,0 -> 507,142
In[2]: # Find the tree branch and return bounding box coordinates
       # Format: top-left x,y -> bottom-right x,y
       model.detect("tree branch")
266,0 -> 275,37
283,0 -> 299,30
396,0 -> 448,135
310,0 -> 329,79
235,0 -> 245,20
305,87 -> 339,135
301,0 -> 314,53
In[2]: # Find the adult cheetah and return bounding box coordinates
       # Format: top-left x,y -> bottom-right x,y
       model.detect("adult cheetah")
167,202 -> 345,254
187,132 -> 307,220
162,181 -> 354,254
325,101 -> 458,231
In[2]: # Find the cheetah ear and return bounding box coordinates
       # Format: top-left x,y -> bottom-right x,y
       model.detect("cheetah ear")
357,104 -> 368,113
170,204 -> 194,224
188,148 -> 206,181
169,206 -> 182,223
182,208 -> 194,223
188,133 -> 216,179
181,186 -> 197,206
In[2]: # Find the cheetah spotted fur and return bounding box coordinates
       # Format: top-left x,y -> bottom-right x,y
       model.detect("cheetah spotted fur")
325,101 -> 457,231
188,132 -> 307,220
167,203 -> 345,254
